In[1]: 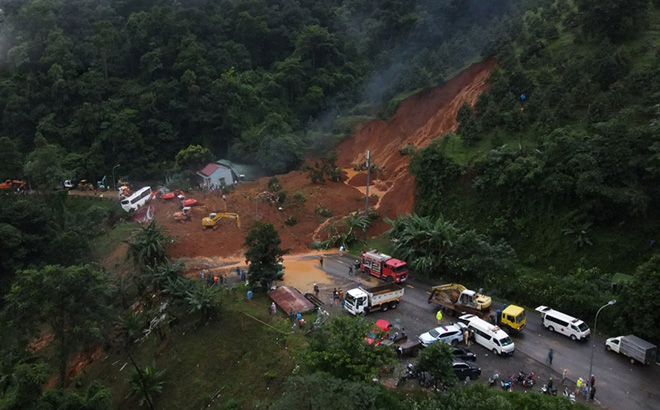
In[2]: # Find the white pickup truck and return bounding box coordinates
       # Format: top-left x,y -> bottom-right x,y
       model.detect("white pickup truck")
343,283 -> 404,315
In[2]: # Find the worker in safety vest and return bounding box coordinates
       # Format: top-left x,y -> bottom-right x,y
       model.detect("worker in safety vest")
436,310 -> 443,325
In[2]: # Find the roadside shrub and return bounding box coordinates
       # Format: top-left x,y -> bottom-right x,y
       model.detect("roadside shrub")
268,177 -> 281,192
399,144 -> 417,156
367,207 -> 379,221
315,205 -> 333,217
308,241 -> 327,250
294,191 -> 307,203
284,216 -> 298,226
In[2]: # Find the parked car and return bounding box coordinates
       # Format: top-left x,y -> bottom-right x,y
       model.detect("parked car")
365,319 -> 392,345
418,323 -> 466,347
452,346 -> 476,361
452,359 -> 481,380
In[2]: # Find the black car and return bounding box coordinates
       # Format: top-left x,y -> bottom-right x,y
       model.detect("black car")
452,347 -> 476,361
452,359 -> 481,380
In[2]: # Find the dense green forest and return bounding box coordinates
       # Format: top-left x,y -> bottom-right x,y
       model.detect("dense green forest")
0,0 -> 540,183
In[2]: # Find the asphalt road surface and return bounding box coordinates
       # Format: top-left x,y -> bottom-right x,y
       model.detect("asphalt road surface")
314,253 -> 660,409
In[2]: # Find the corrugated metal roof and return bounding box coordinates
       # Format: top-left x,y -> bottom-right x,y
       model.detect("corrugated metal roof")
268,286 -> 315,314
198,163 -> 228,177
216,159 -> 270,181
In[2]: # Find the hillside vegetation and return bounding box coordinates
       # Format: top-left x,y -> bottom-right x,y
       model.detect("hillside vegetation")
0,0 -> 540,183
1,0 -> 659,408
393,0 -> 660,342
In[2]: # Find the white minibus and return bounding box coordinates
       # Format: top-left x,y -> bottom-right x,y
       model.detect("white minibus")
120,186 -> 152,212
535,306 -> 590,341
459,314 -> 515,356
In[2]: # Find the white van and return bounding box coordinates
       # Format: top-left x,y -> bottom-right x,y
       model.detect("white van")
459,314 -> 515,356
120,186 -> 152,212
535,306 -> 590,341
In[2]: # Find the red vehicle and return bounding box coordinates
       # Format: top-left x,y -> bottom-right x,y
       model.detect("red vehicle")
365,319 -> 392,345
360,250 -> 408,283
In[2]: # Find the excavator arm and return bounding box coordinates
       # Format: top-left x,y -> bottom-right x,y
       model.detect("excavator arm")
202,212 -> 241,229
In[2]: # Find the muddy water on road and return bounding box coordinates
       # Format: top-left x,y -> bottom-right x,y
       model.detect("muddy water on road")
277,256 -> 335,294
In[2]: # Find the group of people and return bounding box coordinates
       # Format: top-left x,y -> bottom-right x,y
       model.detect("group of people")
546,349 -> 597,401
200,269 -> 224,287
199,267 -> 247,287
234,266 -> 247,281
290,310 -> 305,328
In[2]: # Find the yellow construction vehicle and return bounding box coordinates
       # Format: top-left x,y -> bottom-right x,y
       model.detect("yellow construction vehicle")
428,283 -> 492,312
77,179 -> 94,191
428,283 -> 526,333
202,212 -> 241,230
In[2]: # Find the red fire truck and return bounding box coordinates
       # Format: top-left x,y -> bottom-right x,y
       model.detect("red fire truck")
360,250 -> 408,283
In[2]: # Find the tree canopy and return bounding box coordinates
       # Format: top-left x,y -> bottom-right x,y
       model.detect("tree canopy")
244,221 -> 287,290
2,264 -> 112,386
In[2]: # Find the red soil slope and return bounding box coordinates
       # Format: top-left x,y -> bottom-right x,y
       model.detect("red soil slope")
336,59 -> 496,233
159,59 -> 495,258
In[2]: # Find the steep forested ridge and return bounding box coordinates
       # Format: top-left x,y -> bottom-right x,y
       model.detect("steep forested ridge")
404,0 -> 660,341
0,0 -> 538,182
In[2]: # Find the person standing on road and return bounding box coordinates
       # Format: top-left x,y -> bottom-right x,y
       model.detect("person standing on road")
349,265 -> 354,275
319,255 -> 324,267
339,245 -> 344,256
575,377 -> 583,396
547,348 -> 554,365
313,283 -> 319,297
436,310 -> 443,325
463,328 -> 469,346
590,374 -> 595,389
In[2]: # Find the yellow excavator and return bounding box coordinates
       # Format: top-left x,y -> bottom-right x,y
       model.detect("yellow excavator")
77,179 -> 94,191
202,212 -> 241,230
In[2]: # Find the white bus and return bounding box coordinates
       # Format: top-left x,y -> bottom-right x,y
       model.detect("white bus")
120,186 -> 152,212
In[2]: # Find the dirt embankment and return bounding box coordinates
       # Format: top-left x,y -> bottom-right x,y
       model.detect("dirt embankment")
158,59 -> 495,260
335,59 -> 496,234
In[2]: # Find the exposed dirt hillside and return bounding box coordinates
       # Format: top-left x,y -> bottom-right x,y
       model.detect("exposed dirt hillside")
336,59 -> 496,233
157,59 -> 495,260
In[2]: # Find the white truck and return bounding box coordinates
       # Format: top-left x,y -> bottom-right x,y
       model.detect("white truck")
344,283 -> 404,316
605,335 -> 657,365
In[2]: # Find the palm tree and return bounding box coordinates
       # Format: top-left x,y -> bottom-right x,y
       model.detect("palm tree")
130,362 -> 164,409
562,222 -> 593,249
163,276 -> 194,300
185,283 -> 219,322
126,221 -> 171,270
117,312 -> 145,350
145,261 -> 184,291
386,214 -> 459,275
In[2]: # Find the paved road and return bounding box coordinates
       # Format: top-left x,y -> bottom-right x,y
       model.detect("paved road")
314,253 -> 660,409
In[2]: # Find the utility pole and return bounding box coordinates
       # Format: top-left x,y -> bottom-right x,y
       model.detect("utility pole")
112,163 -> 121,190
364,149 -> 370,241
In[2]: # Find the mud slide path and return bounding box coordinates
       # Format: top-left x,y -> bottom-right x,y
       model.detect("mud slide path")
155,59 -> 494,262
337,59 -> 496,234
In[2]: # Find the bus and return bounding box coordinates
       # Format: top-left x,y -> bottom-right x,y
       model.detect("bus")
120,186 -> 152,212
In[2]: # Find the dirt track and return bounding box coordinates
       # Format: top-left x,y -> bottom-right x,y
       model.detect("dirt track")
154,59 -> 496,263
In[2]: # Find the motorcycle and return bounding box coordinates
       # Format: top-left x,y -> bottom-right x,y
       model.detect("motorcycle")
396,363 -> 418,386
514,370 -> 535,388
540,384 -> 558,396
563,388 -> 576,403
488,373 -> 500,388
501,379 -> 513,392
